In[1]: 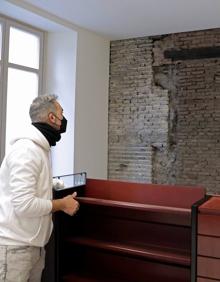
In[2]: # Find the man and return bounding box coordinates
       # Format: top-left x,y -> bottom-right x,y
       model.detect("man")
0,94 -> 79,282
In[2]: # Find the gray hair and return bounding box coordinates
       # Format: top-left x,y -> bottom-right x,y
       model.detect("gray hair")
29,94 -> 58,123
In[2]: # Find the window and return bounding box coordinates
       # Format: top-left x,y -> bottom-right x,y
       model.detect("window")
0,16 -> 43,160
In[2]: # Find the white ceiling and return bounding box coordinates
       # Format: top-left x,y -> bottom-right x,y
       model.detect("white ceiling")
3,0 -> 220,40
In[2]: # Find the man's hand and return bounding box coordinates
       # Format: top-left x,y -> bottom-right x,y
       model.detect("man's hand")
61,192 -> 80,216
52,192 -> 80,216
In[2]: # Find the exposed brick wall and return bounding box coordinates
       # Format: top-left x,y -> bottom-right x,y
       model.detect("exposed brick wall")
174,60 -> 220,192
108,145 -> 152,183
108,38 -> 169,183
108,28 -> 220,194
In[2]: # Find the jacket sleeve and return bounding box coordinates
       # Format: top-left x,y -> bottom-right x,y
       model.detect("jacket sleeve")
7,145 -> 52,218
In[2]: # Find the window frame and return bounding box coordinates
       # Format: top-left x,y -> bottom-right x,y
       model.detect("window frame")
0,15 -> 44,162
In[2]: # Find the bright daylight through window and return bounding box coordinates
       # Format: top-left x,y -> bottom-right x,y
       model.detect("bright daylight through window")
0,17 -> 43,160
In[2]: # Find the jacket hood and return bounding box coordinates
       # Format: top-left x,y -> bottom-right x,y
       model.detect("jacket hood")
10,124 -> 50,151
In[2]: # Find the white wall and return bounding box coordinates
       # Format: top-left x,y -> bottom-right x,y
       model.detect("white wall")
74,30 -> 109,178
44,29 -> 109,179
45,29 -> 109,179
44,31 -> 77,177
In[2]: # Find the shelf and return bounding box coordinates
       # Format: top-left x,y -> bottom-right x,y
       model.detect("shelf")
76,197 -> 192,226
77,197 -> 191,215
66,237 -> 190,266
62,273 -> 123,282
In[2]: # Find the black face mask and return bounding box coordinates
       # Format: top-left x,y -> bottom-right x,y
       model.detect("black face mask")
59,116 -> 67,133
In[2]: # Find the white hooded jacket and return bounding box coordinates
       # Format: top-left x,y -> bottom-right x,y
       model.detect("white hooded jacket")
0,125 -> 53,247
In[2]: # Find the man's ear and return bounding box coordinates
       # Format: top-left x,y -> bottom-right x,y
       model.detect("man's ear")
48,112 -> 56,123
